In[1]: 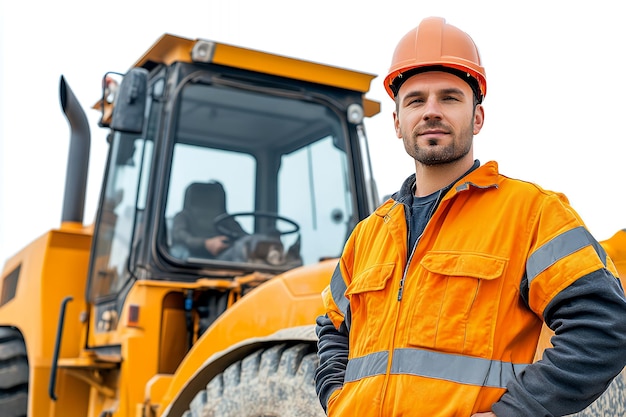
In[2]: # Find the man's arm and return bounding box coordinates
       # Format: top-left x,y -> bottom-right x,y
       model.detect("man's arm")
315,314 -> 349,413
171,214 -> 206,252
493,269 -> 626,416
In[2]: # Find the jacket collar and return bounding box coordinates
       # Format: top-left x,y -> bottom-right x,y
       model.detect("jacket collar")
449,160 -> 499,195
376,160 -> 500,217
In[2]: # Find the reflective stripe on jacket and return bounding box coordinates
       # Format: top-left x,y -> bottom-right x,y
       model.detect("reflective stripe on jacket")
321,161 -> 618,416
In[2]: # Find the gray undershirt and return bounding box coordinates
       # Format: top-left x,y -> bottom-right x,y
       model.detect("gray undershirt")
408,190 -> 440,253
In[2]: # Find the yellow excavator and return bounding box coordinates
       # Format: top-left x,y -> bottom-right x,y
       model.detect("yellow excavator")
0,33 -> 624,417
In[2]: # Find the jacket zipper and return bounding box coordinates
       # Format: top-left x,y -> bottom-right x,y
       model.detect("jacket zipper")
398,242 -> 417,301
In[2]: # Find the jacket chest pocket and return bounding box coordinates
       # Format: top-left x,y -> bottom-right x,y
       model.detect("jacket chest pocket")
408,252 -> 508,357
345,263 -> 395,349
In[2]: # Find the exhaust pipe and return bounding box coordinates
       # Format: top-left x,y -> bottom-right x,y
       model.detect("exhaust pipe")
59,76 -> 90,225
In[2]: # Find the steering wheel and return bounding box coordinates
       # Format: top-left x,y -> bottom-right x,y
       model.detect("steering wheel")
213,212 -> 300,240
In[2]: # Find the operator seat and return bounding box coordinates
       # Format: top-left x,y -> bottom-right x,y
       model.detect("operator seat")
170,181 -> 245,259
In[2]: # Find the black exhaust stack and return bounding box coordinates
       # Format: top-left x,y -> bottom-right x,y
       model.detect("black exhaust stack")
59,76 -> 90,225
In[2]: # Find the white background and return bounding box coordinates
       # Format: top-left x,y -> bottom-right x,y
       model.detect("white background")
1,0 -> 625,265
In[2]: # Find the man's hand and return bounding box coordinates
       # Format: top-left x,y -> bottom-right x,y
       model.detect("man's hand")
204,235 -> 230,256
471,413 -> 496,417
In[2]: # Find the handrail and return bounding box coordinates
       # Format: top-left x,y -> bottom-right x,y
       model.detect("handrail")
48,296 -> 73,401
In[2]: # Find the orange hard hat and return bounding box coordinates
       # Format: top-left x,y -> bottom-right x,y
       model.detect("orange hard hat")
384,17 -> 487,102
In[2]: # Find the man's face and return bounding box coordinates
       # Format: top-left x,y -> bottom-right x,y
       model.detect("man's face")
393,71 -> 484,166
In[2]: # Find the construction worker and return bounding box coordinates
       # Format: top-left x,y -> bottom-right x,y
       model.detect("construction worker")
170,181 -> 245,259
315,17 -> 626,417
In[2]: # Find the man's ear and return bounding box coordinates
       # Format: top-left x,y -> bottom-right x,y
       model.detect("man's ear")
393,111 -> 402,139
473,104 -> 485,135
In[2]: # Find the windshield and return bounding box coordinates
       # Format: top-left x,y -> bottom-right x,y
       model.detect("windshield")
162,81 -> 356,269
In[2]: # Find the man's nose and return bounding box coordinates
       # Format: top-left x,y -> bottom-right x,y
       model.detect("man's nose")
422,98 -> 443,120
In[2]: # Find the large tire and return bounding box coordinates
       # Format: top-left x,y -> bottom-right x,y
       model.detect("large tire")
186,343 -> 325,417
567,367 -> 626,417
0,327 -> 28,417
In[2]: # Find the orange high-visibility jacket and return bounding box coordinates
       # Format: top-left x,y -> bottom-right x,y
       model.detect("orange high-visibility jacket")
320,161 -> 623,416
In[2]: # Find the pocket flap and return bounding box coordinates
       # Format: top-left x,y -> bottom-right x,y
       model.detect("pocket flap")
346,263 -> 395,295
421,252 -> 507,280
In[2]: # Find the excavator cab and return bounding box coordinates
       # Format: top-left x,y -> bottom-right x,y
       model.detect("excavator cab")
87,48 -> 378,297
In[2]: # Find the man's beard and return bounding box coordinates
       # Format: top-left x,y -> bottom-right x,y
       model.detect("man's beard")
403,120 -> 473,166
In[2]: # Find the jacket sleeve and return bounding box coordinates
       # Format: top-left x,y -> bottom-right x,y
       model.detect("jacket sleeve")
171,213 -> 206,252
315,226 -> 359,413
315,314 -> 349,413
493,269 -> 626,417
